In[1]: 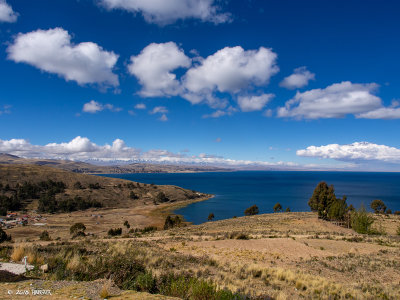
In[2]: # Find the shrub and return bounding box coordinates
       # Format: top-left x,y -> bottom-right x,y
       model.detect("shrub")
11,246 -> 25,262
135,271 -> 156,293
386,209 -> 392,215
244,205 -> 259,216
396,225 -> 400,236
73,181 -> 83,189
88,183 -> 101,189
156,192 -> 169,203
123,220 -> 130,229
285,207 -> 291,212
207,213 -> 215,221
273,202 -> 282,212
39,230 -> 51,241
129,191 -> 138,200
70,223 -> 86,237
164,215 -> 182,230
371,199 -> 386,214
394,211 -> 400,215
351,205 -> 374,234
0,228 -> 11,243
108,228 -> 122,236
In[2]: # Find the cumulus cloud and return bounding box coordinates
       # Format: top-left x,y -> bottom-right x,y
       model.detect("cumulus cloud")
82,100 -> 121,113
237,94 -> 273,112
7,28 -> 119,87
183,46 -> 278,105
149,106 -> 168,114
280,67 -> 315,89
99,0 -> 231,25
0,136 -> 300,168
297,142 -> 400,163
128,42 -> 191,97
356,100 -> 400,119
277,81 -> 382,119
0,0 -> 18,23
134,103 -> 146,109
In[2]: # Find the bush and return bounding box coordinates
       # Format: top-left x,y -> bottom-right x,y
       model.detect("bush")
123,220 -> 130,229
135,271 -> 156,293
0,228 -> 11,243
129,191 -> 138,200
156,192 -> 169,203
351,205 -> 374,234
39,230 -> 51,241
371,199 -> 386,214
70,223 -> 86,237
244,205 -> 259,216
164,215 -> 182,230
273,202 -> 282,212
207,213 -> 215,221
108,228 -> 122,236
285,207 -> 291,212
396,226 -> 400,236
386,209 -> 392,215
394,211 -> 400,215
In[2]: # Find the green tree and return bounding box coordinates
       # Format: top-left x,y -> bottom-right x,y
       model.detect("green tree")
244,205 -> 259,216
351,205 -> 374,234
308,182 -> 338,220
207,213 -> 215,221
328,196 -> 348,221
273,203 -> 282,213
70,223 -> 86,237
370,199 -> 386,214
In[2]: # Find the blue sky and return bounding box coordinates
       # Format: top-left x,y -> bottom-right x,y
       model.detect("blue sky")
1,0 -> 400,170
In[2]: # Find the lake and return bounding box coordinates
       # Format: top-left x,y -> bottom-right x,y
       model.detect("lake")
101,171 -> 400,224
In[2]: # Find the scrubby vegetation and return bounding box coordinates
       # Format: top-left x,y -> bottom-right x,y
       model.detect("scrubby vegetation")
351,205 -> 374,234
164,215 -> 183,229
244,205 -> 259,216
108,228 -> 122,236
371,199 -> 387,214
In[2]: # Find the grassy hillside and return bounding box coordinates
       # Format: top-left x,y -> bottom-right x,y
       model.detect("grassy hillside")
0,163 -> 207,210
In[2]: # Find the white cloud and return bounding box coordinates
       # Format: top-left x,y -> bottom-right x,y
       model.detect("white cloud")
99,0 -> 231,25
159,114 -> 168,121
7,28 -> 119,87
277,81 -> 382,119
0,136 -> 300,168
134,103 -> 146,109
237,94 -> 273,112
202,106 -> 237,118
356,100 -> 400,119
280,67 -> 315,89
0,0 -> 18,23
297,142 -> 400,163
149,106 -> 168,114
183,46 -> 278,105
82,100 -> 121,113
0,105 -> 11,115
128,42 -> 191,97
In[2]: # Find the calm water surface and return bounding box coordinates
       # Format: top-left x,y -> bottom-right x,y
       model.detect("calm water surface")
101,171 -> 400,224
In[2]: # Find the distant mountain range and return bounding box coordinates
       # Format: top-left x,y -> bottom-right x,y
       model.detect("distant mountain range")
0,153 -> 232,174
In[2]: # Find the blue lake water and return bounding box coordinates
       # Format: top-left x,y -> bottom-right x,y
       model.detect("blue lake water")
101,171 -> 400,225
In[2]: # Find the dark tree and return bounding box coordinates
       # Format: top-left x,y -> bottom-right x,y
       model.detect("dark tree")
285,207 -> 291,212
273,203 -> 282,213
156,192 -> 169,203
123,220 -> 130,229
208,213 -> 215,221
244,205 -> 259,216
386,209 -> 392,215
163,215 -> 182,230
108,228 -> 122,236
0,228 -> 11,243
308,182 -> 339,220
370,199 -> 386,214
130,191 -> 138,200
70,223 -> 86,237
